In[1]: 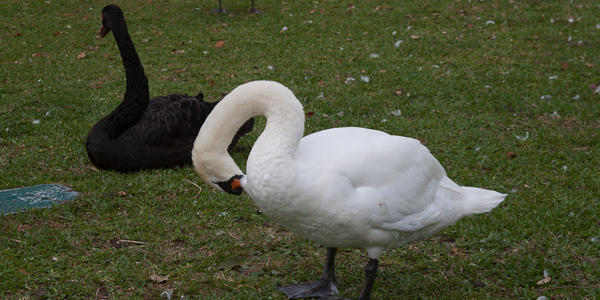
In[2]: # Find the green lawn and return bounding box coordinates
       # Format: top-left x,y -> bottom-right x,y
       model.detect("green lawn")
1,0 -> 599,299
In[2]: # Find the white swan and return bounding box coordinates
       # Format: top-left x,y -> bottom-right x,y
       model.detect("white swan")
192,81 -> 506,300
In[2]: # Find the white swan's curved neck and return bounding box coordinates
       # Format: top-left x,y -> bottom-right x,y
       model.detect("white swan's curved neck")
192,81 -> 305,189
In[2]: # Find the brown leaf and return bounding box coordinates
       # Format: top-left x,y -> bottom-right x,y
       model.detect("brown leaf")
305,111 -> 315,117
394,90 -> 402,96
208,81 -> 215,86
171,49 -> 185,54
536,277 -> 551,285
214,40 -> 225,48
507,152 -> 517,158
12,32 -> 22,37
150,274 -> 168,283
174,67 -> 188,73
561,62 -> 570,69
76,52 -> 86,59
18,269 -> 29,275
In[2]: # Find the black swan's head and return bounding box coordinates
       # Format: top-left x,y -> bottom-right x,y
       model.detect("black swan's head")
99,5 -> 124,38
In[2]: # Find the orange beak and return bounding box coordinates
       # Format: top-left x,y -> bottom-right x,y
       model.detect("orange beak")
231,178 -> 242,190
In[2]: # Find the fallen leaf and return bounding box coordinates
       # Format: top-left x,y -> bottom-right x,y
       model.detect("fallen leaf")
18,269 -> 29,275
214,40 -> 225,48
208,81 -> 215,86
410,35 -> 420,39
171,49 -> 185,54
305,111 -> 315,117
76,52 -> 86,59
507,152 -> 517,158
561,62 -> 569,69
12,32 -> 23,37
536,277 -> 551,285
217,257 -> 242,270
394,90 -> 402,96
174,67 -> 188,73
150,274 -> 169,283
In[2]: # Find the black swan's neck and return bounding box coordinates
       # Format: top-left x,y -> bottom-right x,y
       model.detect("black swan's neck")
104,12 -> 149,138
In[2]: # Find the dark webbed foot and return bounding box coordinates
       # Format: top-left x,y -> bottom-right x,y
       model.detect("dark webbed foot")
275,278 -> 338,298
276,247 -> 340,298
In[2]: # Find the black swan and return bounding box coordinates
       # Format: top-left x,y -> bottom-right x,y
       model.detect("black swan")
213,0 -> 261,13
86,5 -> 254,173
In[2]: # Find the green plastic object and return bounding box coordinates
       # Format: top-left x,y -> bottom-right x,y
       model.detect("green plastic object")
0,184 -> 79,214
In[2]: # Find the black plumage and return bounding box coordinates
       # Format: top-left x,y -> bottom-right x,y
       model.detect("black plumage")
86,5 -> 253,172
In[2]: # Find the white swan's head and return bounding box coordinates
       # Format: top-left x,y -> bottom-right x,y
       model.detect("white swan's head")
192,149 -> 245,195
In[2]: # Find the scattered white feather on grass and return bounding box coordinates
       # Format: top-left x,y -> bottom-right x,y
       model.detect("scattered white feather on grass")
514,132 -> 529,141
32,120 -> 40,125
160,290 -> 173,300
540,95 -> 552,100
45,111 -> 51,116
549,75 -> 558,80
572,95 -> 580,100
485,20 -> 495,25
561,165 -> 567,172
406,26 -> 411,31
281,26 -> 288,32
360,75 -> 370,82
392,30 -> 397,35
591,237 -> 599,243
268,65 -> 275,70
316,92 -> 325,99
370,53 -> 380,58
595,85 -> 600,93
390,109 -> 402,116
537,297 -> 549,300
551,111 -> 560,118
394,40 -> 403,47
346,77 -> 355,82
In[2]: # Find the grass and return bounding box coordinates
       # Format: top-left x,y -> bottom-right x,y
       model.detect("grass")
1,0 -> 599,299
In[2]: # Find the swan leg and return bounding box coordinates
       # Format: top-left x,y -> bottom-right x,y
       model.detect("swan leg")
211,0 -> 227,13
249,0 -> 264,13
356,259 -> 378,300
316,259 -> 378,300
275,247 -> 339,298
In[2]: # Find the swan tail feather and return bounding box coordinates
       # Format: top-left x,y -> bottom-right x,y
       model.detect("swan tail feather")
462,187 -> 506,215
